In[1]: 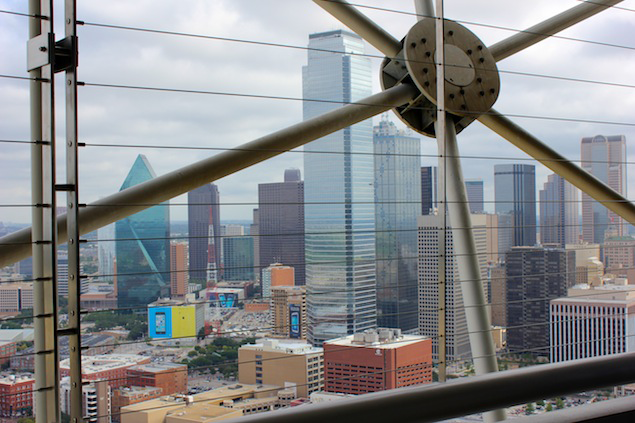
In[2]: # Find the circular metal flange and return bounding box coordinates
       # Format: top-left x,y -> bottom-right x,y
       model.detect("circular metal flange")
381,18 -> 500,137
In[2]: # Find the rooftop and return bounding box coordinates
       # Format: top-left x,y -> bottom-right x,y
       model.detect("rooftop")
241,339 -> 323,355
326,328 -> 430,349
60,354 -> 149,373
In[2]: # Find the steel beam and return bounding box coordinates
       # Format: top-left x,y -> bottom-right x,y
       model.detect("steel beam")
222,353 -> 635,423
313,0 -> 402,57
414,0 -> 434,20
478,109 -> 635,226
0,83 -> 419,268
441,118 -> 505,423
490,0 -> 623,61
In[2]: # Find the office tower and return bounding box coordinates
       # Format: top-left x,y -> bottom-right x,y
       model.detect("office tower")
170,242 -> 188,298
222,236 -> 254,281
551,283 -> 635,363
418,214 -> 490,362
258,169 -> 305,285
115,155 -> 170,308
57,249 -> 69,297
506,246 -> 575,355
465,179 -> 484,213
222,225 -> 244,236
270,285 -> 307,339
239,339 -> 324,397
303,30 -> 376,345
323,328 -> 432,394
188,184 -> 221,285
489,263 -> 507,327
495,164 -> 536,248
97,223 -> 115,283
539,173 -> 579,247
262,263 -> 294,299
421,166 -> 438,215
373,117 -> 420,332
251,208 -> 260,281
603,235 -> 635,277
581,135 -> 627,243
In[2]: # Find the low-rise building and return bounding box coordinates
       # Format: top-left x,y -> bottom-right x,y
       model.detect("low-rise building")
59,355 -> 151,390
238,338 -> 323,398
112,386 -> 163,423
0,375 -> 34,417
126,363 -> 188,397
60,377 -> 111,423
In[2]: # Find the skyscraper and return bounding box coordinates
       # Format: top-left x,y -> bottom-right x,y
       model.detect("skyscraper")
421,166 -> 438,215
465,179 -> 484,213
418,214 -> 490,362
97,223 -> 115,283
303,30 -> 376,345
506,246 -> 575,355
373,117 -> 420,332
222,236 -> 254,281
539,173 -> 579,247
116,155 -> 170,308
170,242 -> 187,299
494,164 -> 536,248
581,135 -> 627,243
187,184 -> 220,285
258,169 -> 305,285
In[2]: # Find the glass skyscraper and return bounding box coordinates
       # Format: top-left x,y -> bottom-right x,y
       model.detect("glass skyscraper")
373,117 -> 420,332
188,184 -> 221,285
539,173 -> 579,247
303,30 -> 376,345
494,164 -> 537,248
116,155 -> 170,308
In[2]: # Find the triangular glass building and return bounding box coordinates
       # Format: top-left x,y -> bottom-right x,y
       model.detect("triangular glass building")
115,155 -> 171,308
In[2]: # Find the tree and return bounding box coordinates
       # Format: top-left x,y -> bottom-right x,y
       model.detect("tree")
18,418 -> 36,423
525,403 -> 535,415
546,402 -> 553,412
556,397 -> 565,409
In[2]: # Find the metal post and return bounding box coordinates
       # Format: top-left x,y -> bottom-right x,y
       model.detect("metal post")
63,0 -> 83,421
434,0 -> 446,384
414,0 -> 434,20
443,118 -> 505,422
29,0 -> 60,421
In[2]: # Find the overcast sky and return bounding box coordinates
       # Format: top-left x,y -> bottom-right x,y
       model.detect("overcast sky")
0,0 -> 633,226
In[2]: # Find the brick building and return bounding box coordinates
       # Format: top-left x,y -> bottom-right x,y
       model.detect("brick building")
59,354 -> 151,390
324,328 -> 432,395
125,363 -> 188,397
0,376 -> 34,417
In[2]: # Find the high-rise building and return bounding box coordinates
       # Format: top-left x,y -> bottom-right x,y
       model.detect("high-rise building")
97,223 -> 115,283
489,262 -> 507,327
581,135 -> 627,243
465,179 -> 484,213
222,236 -> 254,281
495,164 -> 536,248
303,30 -> 376,345
262,263 -> 295,299
421,166 -> 438,215
238,339 -> 324,398
270,285 -> 307,339
539,173 -> 579,247
258,169 -> 305,285
251,208 -> 260,281
323,328 -> 432,394
506,246 -> 575,355
551,282 -> 635,363
170,242 -> 188,298
373,117 -> 420,332
115,155 -> 170,309
188,184 -> 221,285
417,214 -> 490,362
60,378 -> 110,423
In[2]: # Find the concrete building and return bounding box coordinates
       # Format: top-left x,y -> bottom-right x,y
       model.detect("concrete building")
551,281 -> 635,363
258,169 -> 305,286
494,164 -> 536,248
188,184 -> 221,285
303,30 -> 376,345
0,282 -> 33,312
270,285 -> 307,339
59,354 -> 151,390
238,339 -> 323,398
489,263 -> 507,327
373,117 -> 420,332
581,135 -> 627,243
506,246 -> 575,355
566,243 -> 602,285
323,328 -> 432,394
0,375 -> 34,417
61,377 -> 111,423
418,214 -> 490,362
539,173 -> 579,247
603,235 -> 635,277
261,263 -> 294,299
112,386 -> 163,423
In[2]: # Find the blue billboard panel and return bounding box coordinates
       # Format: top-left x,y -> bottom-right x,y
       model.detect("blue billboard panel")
207,292 -> 238,308
149,306 -> 173,339
289,304 -> 301,338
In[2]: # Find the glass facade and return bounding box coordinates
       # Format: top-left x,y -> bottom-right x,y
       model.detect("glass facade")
494,164 -> 536,249
116,155 -> 170,309
373,118 -> 420,332
303,30 -> 376,345
222,237 -> 254,281
188,184 -> 221,284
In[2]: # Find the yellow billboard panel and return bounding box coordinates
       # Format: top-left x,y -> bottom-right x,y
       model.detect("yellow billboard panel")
172,306 -> 196,338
